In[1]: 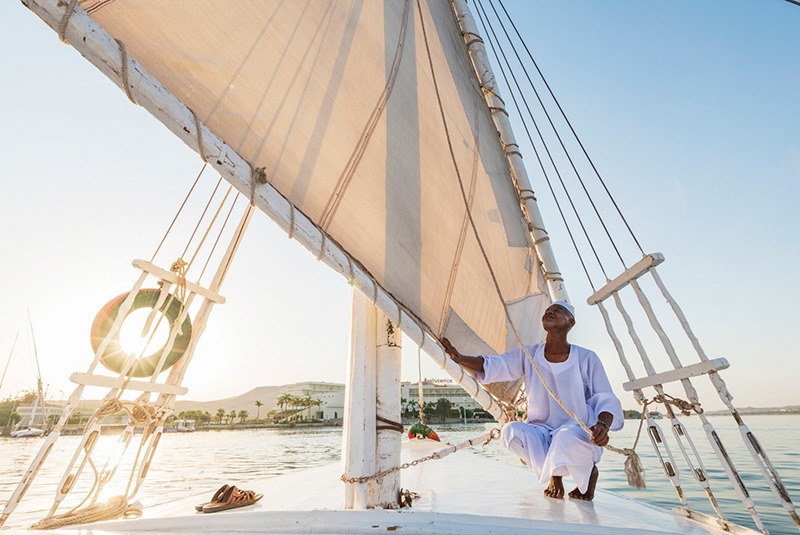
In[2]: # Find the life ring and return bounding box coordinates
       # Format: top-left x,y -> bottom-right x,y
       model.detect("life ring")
90,289 -> 192,377
407,422 -> 440,442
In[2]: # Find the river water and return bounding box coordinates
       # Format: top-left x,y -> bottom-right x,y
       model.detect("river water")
1,414 -> 797,533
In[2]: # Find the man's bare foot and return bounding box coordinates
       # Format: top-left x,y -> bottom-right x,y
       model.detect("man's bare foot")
568,465 -> 598,501
544,476 -> 564,499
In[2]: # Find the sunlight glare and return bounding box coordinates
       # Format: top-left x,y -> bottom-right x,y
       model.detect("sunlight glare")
117,309 -> 170,359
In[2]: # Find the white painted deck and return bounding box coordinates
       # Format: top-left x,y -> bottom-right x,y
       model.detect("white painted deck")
13,438 -> 751,534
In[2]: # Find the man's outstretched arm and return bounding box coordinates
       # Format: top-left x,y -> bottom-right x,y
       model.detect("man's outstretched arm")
441,338 -> 484,373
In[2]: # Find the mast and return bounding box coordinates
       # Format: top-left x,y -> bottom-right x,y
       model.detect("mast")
0,332 -> 19,393
27,310 -> 47,429
450,0 -> 569,304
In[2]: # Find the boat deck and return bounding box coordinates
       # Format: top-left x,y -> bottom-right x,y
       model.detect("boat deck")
16,439 -> 751,534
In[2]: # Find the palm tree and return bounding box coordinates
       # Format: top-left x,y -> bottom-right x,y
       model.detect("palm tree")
404,399 -> 419,418
238,410 -> 248,424
228,410 -> 237,424
435,398 -> 452,421
277,393 -> 293,410
215,408 -> 225,425
254,400 -> 263,421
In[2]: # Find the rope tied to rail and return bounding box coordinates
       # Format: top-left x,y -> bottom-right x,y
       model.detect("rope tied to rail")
93,398 -> 156,428
30,496 -> 142,530
653,392 -> 701,416
170,258 -> 188,315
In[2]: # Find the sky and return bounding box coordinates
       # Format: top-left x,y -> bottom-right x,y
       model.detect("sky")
0,1 -> 798,412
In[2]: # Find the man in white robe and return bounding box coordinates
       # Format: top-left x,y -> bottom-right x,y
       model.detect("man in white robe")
442,300 -> 623,500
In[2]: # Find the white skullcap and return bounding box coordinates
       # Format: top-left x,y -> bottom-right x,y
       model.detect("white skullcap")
551,300 -> 575,319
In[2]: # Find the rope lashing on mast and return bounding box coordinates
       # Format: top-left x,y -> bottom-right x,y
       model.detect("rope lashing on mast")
56,0 -> 78,43
376,415 -> 404,433
250,166 -> 268,206
191,109 -> 208,163
90,289 -> 192,377
418,0 -> 643,481
114,39 -> 138,105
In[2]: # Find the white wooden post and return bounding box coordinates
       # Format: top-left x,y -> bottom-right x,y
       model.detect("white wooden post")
342,289 -> 402,509
342,288 -> 378,509
373,315 -> 401,506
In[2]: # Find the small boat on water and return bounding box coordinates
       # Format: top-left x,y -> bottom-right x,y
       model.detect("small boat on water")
0,1 -> 797,534
8,427 -> 45,439
3,313 -> 50,440
174,419 -> 196,433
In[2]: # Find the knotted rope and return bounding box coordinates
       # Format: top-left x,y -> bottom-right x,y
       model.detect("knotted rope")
653,392 -> 701,416
250,166 -> 268,205
170,258 -> 189,316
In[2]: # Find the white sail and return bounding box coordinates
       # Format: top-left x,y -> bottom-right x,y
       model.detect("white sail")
79,0 -> 549,360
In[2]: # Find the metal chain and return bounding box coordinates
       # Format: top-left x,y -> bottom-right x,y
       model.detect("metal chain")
341,454 -> 438,485
340,428 -> 501,485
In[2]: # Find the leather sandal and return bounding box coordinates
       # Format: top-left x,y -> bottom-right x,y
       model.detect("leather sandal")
202,486 -> 263,513
195,484 -> 231,512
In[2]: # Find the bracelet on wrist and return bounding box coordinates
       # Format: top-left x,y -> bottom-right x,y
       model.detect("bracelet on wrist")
596,420 -> 610,430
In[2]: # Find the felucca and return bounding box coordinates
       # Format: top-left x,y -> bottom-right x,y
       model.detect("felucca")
1,1 -> 797,534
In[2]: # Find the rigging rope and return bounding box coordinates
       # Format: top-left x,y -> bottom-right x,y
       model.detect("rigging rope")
475,0 -> 617,278
0,332 -> 19,391
494,0 -> 646,258
417,346 -> 425,423
417,0 -> 637,467
486,0 -> 626,269
182,177 -> 224,259
472,1 -> 597,291
186,185 -> 234,271
198,194 -> 241,281
151,164 -> 207,262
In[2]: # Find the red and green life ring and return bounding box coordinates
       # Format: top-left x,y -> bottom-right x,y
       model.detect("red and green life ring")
90,289 -> 192,377
407,422 -> 440,442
